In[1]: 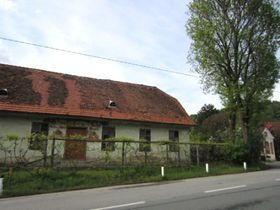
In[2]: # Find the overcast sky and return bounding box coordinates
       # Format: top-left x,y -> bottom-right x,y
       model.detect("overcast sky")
0,0 -> 279,115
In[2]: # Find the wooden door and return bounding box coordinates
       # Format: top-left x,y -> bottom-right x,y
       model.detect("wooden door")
64,127 -> 87,160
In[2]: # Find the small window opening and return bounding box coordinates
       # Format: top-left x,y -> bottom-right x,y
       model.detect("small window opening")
108,100 -> 117,108
0,88 -> 8,96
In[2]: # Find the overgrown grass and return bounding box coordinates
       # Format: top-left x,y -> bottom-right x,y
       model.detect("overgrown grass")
0,163 -> 267,197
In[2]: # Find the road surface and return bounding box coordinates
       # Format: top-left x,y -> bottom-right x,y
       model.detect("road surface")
1,167 -> 280,210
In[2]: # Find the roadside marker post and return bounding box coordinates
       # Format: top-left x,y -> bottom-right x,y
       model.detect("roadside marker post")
161,166 -> 164,177
206,163 -> 209,173
243,162 -> 247,171
0,177 -> 3,195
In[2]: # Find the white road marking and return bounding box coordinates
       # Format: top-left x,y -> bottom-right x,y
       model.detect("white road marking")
275,178 -> 280,181
90,201 -> 146,210
204,185 -> 247,193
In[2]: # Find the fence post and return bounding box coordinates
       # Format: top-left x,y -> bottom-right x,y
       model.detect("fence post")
206,163 -> 209,173
243,162 -> 247,171
122,141 -> 125,167
51,138 -> 55,168
166,144 -> 169,164
144,151 -> 147,164
43,139 -> 48,167
161,166 -> 165,177
0,177 -> 3,195
196,145 -> 200,166
177,142 -> 181,165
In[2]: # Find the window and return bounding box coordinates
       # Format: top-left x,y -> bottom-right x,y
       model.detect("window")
265,142 -> 270,154
169,130 -> 179,152
0,88 -> 8,96
270,142 -> 274,154
101,126 -> 115,151
139,129 -> 151,152
29,122 -> 49,150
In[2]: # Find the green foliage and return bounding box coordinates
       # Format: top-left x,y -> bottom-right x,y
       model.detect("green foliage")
0,135 -> 31,166
187,0 -> 280,143
225,141 -> 250,164
67,134 -> 87,140
196,104 -> 219,124
251,100 -> 280,128
6,134 -> 19,141
190,104 -> 230,142
201,112 -> 230,141
2,164 -> 264,197
224,128 -> 262,164
106,136 -> 134,142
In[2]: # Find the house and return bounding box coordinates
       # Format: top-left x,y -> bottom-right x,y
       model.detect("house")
0,63 -> 194,165
262,122 -> 280,161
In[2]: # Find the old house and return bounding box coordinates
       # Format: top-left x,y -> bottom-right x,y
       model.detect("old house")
0,63 -> 194,165
263,122 -> 280,161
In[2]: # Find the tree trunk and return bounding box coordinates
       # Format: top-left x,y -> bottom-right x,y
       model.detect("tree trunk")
229,111 -> 237,141
240,114 -> 249,144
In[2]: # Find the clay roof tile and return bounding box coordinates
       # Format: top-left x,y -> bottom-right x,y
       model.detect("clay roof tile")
0,63 -> 194,126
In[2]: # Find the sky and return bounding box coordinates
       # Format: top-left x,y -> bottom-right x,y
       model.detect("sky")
0,0 -> 279,115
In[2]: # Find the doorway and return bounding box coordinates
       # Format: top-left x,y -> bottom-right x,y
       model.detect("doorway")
64,127 -> 87,160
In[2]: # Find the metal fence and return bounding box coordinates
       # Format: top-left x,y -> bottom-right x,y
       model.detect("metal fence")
0,136 -> 227,168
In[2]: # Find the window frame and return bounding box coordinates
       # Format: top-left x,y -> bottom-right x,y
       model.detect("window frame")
29,122 -> 49,151
139,128 -> 151,152
169,130 -> 179,152
101,126 -> 116,151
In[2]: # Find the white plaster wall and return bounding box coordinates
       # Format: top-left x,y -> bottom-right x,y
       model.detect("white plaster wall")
0,116 -> 31,137
0,114 -> 191,164
263,128 -> 276,161
85,122 -> 190,162
0,115 -> 45,161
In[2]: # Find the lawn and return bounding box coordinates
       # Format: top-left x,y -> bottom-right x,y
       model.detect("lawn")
0,163 -> 267,197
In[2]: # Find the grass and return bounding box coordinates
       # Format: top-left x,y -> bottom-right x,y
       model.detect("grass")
0,163 -> 267,197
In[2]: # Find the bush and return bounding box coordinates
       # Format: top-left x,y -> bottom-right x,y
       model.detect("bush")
224,127 -> 263,164
225,141 -> 250,164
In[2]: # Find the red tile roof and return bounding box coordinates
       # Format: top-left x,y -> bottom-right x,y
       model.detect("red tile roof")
0,63 -> 194,126
264,122 -> 280,137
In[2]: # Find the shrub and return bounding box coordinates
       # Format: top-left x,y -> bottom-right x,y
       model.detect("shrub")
225,141 -> 250,164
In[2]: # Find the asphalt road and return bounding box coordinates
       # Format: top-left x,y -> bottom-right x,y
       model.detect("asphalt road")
1,167 -> 280,210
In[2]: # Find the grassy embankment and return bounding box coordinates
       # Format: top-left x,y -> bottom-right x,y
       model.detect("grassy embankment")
0,163 -> 267,197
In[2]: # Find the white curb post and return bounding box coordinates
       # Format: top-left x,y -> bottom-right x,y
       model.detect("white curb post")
0,177 -> 3,195
243,162 -> 247,171
206,163 -> 209,173
161,166 -> 165,177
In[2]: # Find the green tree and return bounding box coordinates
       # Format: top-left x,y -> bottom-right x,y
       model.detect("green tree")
190,104 -> 220,141
202,111 -> 231,142
196,104 -> 219,124
187,0 -> 280,143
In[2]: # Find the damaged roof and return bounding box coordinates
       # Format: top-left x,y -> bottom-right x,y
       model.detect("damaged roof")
264,122 -> 280,137
0,63 -> 194,126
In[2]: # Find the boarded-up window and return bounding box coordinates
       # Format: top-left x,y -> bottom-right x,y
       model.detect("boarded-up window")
139,129 -> 151,152
102,126 -> 115,151
29,122 -> 49,150
169,130 -> 179,152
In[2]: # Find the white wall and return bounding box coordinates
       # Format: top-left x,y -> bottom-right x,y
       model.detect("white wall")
0,114 -> 191,164
263,128 -> 276,161
0,115 -> 45,161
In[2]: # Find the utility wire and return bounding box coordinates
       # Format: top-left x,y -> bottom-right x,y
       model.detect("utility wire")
1,36 -> 280,93
0,36 -> 198,78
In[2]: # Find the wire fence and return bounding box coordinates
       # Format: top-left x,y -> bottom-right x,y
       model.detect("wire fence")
0,136 -> 227,168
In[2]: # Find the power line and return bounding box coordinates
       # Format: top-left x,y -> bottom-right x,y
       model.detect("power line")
1,36 -> 279,94
0,36 -> 198,78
